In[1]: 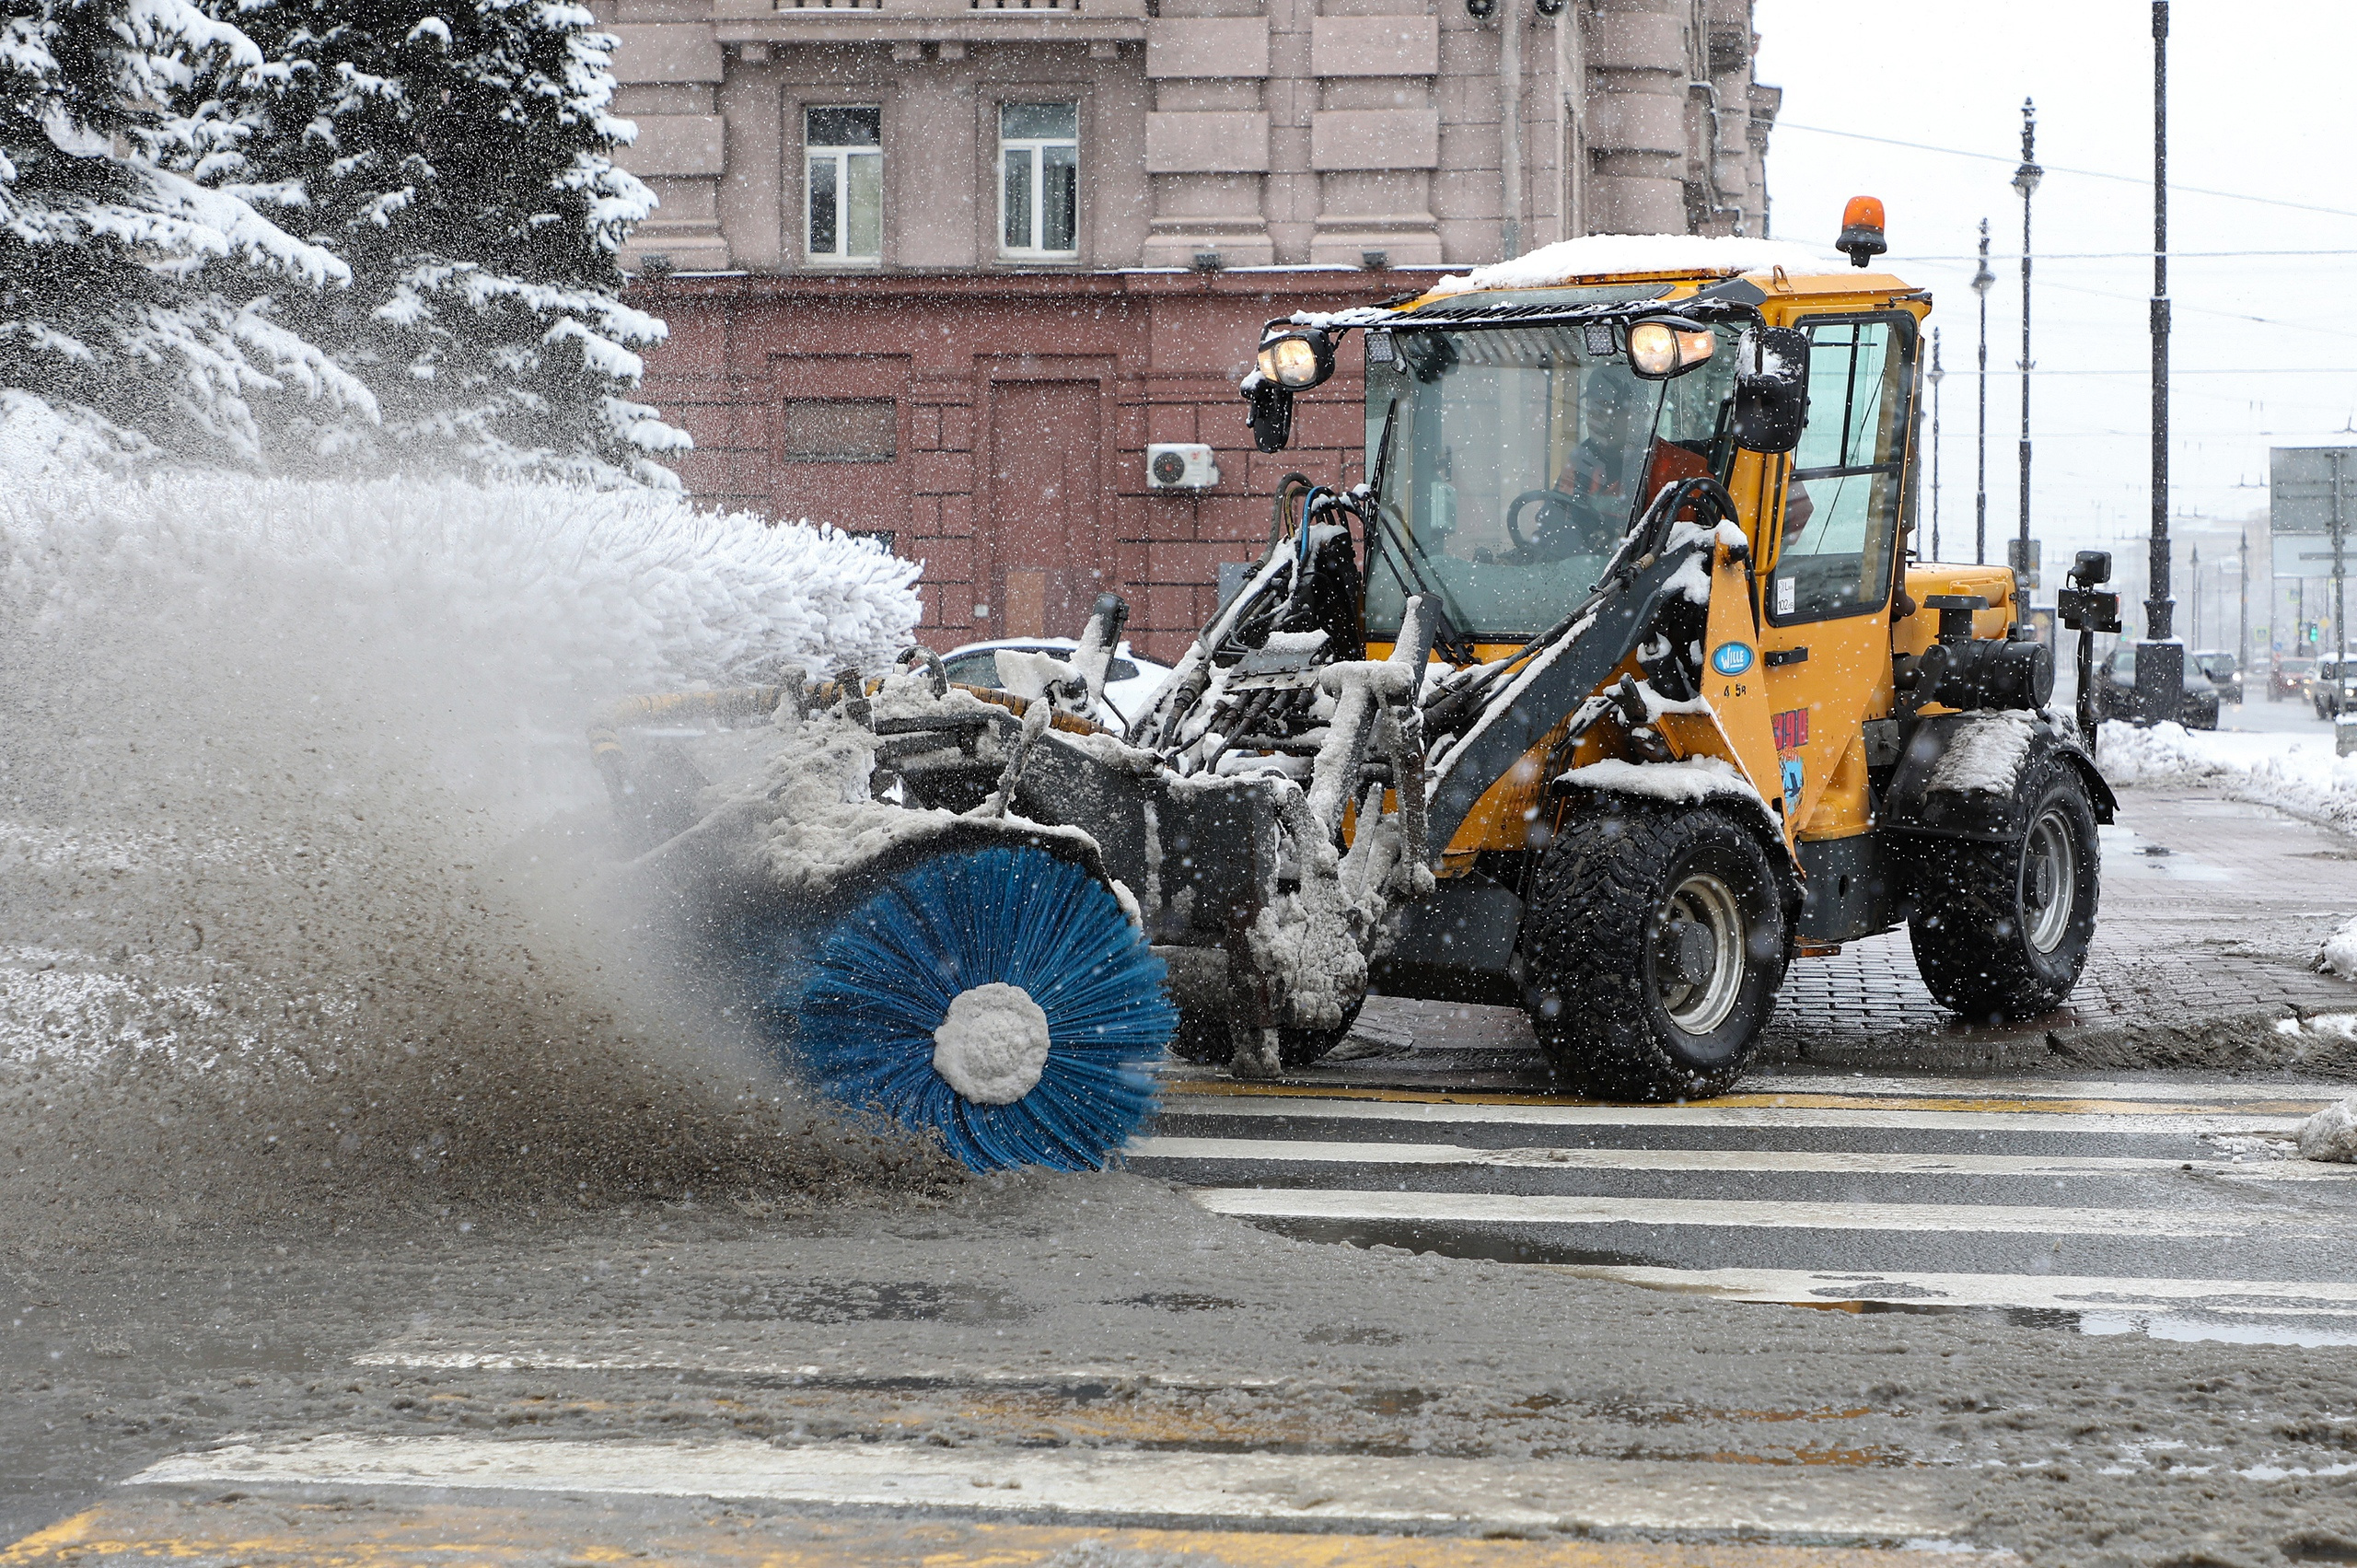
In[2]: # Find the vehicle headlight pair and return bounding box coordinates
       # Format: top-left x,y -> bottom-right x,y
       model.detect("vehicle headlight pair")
1256,328 -> 1335,389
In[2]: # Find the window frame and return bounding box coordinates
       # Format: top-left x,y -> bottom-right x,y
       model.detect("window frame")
1765,310 -> 1918,629
802,104 -> 883,266
996,101 -> 1080,261
779,397 -> 900,465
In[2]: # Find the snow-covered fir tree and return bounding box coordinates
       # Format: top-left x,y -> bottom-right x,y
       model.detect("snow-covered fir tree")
200,0 -> 690,487
0,0 -> 369,464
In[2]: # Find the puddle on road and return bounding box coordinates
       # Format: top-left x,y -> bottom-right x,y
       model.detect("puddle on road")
2099,825 -> 2232,880
1254,1222 -> 2356,1349
1116,1293 -> 1244,1313
712,1281 -> 1029,1325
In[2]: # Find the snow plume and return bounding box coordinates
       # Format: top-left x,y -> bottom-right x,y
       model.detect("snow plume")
0,470 -> 946,1237
2097,721 -> 2357,834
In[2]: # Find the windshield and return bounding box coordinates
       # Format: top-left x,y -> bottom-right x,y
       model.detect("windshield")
1363,320 -> 1740,641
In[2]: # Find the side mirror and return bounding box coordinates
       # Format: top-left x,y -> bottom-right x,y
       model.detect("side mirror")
1731,326 -> 1809,454
1245,378 -> 1294,453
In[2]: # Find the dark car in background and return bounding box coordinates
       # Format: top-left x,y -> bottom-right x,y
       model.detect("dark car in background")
2096,644 -> 2221,729
2271,655 -> 2316,702
2190,649 -> 2243,704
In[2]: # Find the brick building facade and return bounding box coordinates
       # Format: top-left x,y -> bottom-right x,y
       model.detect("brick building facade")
605,0 -> 1776,658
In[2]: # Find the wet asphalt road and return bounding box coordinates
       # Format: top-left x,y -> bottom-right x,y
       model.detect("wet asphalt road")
5,777 -> 2356,1565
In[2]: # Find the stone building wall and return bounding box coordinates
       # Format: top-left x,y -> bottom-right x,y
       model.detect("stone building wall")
604,0 -> 1777,660
598,0 -> 1777,273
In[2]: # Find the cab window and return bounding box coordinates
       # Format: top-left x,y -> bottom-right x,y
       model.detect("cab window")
1770,318 -> 1912,625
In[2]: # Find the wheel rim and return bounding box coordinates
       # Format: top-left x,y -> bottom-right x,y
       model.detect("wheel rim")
1652,870 -> 1747,1035
2023,806 -> 2078,955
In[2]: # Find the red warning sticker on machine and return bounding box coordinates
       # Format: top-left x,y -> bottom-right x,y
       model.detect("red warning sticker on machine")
1771,708 -> 1809,751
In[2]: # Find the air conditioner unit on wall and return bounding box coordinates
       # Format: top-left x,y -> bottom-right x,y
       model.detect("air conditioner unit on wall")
1145,443 -> 1220,490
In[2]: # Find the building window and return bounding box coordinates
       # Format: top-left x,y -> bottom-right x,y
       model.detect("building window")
998,102 -> 1077,258
783,399 -> 897,463
806,106 -> 881,262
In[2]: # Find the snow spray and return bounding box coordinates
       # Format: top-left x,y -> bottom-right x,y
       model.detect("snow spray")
0,469 -> 958,1232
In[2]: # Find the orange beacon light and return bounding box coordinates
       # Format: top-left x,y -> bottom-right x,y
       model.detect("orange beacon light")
1837,196 -> 1887,267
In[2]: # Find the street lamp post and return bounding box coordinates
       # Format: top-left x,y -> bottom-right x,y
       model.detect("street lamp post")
2012,100 -> 2041,593
2239,523 -> 2250,684
2137,0 -> 2185,724
1972,221 -> 1995,564
1928,329 -> 1945,560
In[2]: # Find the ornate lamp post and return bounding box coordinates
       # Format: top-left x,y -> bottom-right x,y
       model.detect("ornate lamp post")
2136,1 -> 2184,723
2012,100 -> 2041,591
1971,221 -> 1995,564
1928,329 -> 1945,560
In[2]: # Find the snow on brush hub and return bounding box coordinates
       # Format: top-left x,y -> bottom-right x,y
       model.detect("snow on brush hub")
932,982 -> 1051,1105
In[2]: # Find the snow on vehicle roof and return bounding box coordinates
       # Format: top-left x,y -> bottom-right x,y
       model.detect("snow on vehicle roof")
1425,235 -> 1841,298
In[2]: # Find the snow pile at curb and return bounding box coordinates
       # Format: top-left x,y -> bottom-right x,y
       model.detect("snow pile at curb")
2300,1097 -> 2357,1163
2096,721 -> 2357,833
2322,915 -> 2357,983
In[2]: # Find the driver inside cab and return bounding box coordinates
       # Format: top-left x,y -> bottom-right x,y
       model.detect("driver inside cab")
1495,374 -> 1703,566
1551,373 -> 1655,515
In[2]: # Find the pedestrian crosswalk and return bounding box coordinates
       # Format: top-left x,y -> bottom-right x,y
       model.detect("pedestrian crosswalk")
1132,1068 -> 2357,1342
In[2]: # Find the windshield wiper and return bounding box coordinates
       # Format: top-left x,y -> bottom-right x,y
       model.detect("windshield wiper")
1367,502 -> 1480,667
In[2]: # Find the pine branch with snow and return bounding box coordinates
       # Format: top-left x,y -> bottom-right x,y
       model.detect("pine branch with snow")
0,0 -> 370,463
192,0 -> 691,488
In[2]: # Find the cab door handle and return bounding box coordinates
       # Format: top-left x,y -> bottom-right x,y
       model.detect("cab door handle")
1765,647 -> 1809,668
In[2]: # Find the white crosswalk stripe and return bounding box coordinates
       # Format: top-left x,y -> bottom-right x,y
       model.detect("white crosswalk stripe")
1133,1133 -> 2357,1179
1155,1091 -> 2311,1136
1190,1187 -> 2307,1238
1134,1070 -> 2357,1344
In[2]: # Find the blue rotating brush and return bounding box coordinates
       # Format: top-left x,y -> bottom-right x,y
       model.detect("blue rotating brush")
746,844 -> 1175,1171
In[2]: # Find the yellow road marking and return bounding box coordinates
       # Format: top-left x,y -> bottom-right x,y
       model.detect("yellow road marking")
2,1501 -> 1980,1567
1165,1078 -> 2328,1117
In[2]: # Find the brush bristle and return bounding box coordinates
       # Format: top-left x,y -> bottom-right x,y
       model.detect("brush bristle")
752,845 -> 1176,1171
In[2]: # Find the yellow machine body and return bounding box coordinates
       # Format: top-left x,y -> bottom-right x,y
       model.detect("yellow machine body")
1357,267 -> 2035,882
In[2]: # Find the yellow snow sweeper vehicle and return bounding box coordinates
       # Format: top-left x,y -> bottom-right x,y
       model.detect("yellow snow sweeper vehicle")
596,199 -> 2121,1122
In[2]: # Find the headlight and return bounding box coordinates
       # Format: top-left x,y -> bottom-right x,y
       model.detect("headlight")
1255,329 -> 1335,389
1627,319 -> 1716,379
1627,321 -> 1679,377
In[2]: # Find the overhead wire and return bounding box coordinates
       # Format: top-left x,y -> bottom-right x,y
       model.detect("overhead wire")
1778,122 -> 2357,223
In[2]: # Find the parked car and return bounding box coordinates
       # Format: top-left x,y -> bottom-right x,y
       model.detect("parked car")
938,638 -> 1175,737
2311,656 -> 2357,719
2189,649 -> 2243,703
2095,644 -> 2220,730
2271,655 -> 2316,702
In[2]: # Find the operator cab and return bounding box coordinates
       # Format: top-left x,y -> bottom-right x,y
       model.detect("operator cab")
1362,300 -> 1737,644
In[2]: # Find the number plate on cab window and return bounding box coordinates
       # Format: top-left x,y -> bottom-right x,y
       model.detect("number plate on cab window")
1775,576 -> 1795,616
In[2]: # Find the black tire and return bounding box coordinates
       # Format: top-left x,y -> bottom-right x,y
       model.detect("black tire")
1167,995 -> 1364,1069
1522,801 -> 1788,1101
1909,757 -> 2099,1024
1280,994 -> 1365,1070
1167,1001 -> 1230,1064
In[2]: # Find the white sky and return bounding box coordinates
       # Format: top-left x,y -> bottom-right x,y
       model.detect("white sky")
1753,0 -> 2357,598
